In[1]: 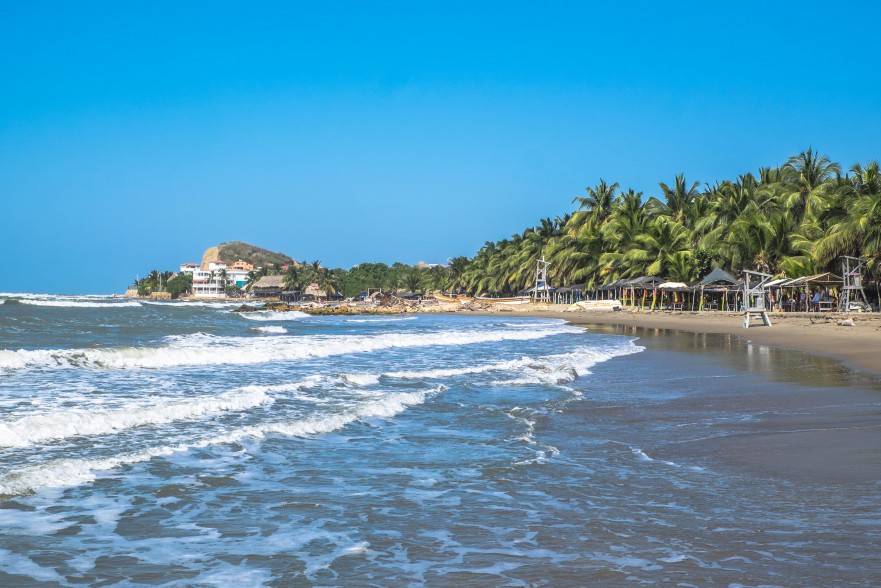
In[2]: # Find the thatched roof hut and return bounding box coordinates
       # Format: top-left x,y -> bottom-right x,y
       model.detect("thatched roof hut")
251,275 -> 285,298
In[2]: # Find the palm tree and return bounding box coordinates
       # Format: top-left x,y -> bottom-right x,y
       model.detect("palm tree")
282,266 -> 303,292
782,147 -> 841,221
650,174 -> 701,224
814,162 -> 881,272
447,256 -> 469,294
318,268 -> 338,299
244,270 -> 259,291
403,269 -> 423,294
573,179 -> 619,226
622,217 -> 692,277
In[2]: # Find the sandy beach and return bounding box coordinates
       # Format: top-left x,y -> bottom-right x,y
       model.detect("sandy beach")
468,305 -> 881,376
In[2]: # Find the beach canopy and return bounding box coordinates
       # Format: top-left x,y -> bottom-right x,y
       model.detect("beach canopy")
764,278 -> 790,288
622,276 -> 664,288
597,279 -> 627,291
657,281 -> 692,291
699,268 -> 739,287
781,273 -> 842,287
555,285 -> 583,294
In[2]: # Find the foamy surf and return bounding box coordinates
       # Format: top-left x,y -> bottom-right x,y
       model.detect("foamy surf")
0,324 -> 583,371
252,325 -> 288,334
237,310 -> 310,321
14,299 -> 143,308
0,387 -> 274,447
345,316 -> 418,323
0,386 -> 442,496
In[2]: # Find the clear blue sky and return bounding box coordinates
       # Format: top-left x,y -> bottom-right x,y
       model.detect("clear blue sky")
2,1 -> 880,293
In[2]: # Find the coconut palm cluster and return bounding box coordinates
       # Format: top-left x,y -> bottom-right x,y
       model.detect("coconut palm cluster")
460,149 -> 881,297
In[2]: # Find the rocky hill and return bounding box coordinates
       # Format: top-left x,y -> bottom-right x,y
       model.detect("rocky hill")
201,241 -> 297,270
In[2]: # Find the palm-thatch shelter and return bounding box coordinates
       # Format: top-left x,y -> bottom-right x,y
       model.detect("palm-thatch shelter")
251,275 -> 285,298
595,278 -> 628,300
553,286 -> 583,304
621,276 -> 664,309
777,272 -> 842,311
657,281 -> 693,310
697,268 -> 740,311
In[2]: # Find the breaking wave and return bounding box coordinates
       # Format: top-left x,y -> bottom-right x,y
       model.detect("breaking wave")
345,316 -> 418,323
237,310 -> 311,321
0,387 -> 442,496
0,325 -> 583,372
13,299 -> 143,308
0,388 -> 273,447
252,325 -> 288,334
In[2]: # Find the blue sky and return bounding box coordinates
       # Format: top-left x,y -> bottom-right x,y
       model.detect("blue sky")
2,1 -> 880,293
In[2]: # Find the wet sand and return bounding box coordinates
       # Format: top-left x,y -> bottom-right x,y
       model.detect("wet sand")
483,305 -> 881,376
462,305 -> 881,484
582,324 -> 881,484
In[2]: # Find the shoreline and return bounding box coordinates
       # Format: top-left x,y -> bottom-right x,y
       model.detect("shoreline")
462,305 -> 881,377
173,295 -> 881,378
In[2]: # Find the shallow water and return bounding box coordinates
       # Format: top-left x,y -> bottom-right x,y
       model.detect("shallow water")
1,295 -> 879,586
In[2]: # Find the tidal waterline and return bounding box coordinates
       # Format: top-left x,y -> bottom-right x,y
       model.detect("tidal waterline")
1,295 -> 879,585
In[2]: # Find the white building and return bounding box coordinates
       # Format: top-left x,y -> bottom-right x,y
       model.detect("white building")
188,260 -> 251,297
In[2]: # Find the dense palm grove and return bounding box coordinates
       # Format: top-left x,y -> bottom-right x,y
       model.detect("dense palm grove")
459,149 -> 881,297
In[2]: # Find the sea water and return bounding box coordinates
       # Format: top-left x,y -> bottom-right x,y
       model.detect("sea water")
1,294 -> 879,586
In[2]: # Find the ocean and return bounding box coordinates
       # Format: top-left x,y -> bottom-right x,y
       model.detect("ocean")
1,294 -> 879,586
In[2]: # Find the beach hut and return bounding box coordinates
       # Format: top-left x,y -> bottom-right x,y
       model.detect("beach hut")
250,275 -> 285,298
622,276 -> 664,309
779,273 -> 842,312
553,286 -> 583,305
697,268 -> 740,311
595,278 -> 627,301
657,281 -> 693,311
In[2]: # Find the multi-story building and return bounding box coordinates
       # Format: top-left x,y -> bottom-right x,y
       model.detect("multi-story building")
230,260 -> 254,271
189,260 -> 251,297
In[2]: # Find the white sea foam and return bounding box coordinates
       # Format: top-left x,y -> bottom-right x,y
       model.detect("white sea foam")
237,310 -> 310,321
142,300 -> 244,307
339,373 -> 381,386
0,388 -> 273,447
0,387 -> 441,495
345,316 -> 418,323
0,325 -> 582,371
16,299 -> 143,308
389,342 -> 643,385
252,325 -> 288,334
631,447 -> 655,462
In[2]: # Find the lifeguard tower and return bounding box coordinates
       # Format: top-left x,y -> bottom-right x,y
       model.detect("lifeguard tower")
838,256 -> 871,313
533,256 -> 552,303
742,269 -> 773,328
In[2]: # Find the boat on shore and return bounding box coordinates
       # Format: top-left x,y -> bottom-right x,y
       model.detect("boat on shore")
475,295 -> 531,305
568,299 -> 623,311
433,294 -> 474,304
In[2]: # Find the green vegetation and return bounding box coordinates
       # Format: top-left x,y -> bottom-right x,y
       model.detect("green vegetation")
458,149 -> 881,298
134,270 -> 176,296
165,273 -> 193,296
217,241 -> 296,267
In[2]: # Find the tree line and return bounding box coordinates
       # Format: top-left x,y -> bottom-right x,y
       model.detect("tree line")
132,261 -> 465,299
458,148 -> 881,298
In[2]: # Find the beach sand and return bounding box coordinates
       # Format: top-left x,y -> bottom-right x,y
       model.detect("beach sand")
464,305 -> 881,484
490,305 -> 881,376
